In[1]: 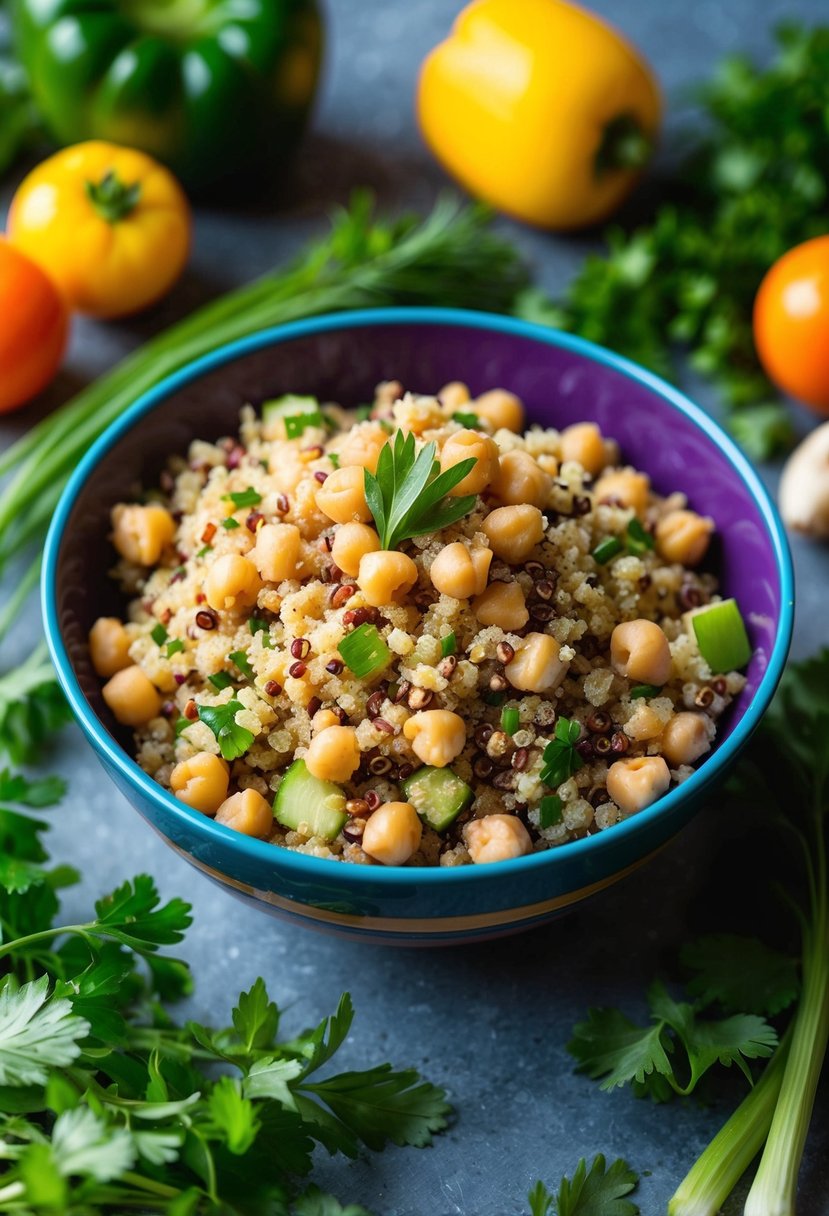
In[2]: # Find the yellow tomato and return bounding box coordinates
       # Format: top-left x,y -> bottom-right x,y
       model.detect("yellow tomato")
7,141 -> 191,319
418,0 -> 661,231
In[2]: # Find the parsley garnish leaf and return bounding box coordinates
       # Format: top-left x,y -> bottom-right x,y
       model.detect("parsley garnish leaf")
0,768 -> 66,808
232,977 -> 280,1053
568,1007 -> 673,1093
222,487 -> 262,508
294,1188 -> 375,1216
208,1075 -> 260,1155
302,1064 -> 451,1150
197,699 -> 255,760
540,717 -> 584,788
680,935 -> 799,1017
364,430 -> 477,549
553,1155 -> 639,1216
92,874 -> 192,952
0,975 -> 90,1086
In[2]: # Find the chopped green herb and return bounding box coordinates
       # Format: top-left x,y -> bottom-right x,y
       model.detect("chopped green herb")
229,651 -> 255,680
165,639 -> 185,659
539,795 -> 563,828
528,1156 -> 640,1216
174,716 -> 191,737
441,632 -> 457,658
150,624 -> 168,646
329,452 -> 341,469
197,700 -> 255,760
221,517 -> 240,530
540,717 -> 583,788
196,545 -> 213,557
629,684 -> 662,699
592,537 -> 623,565
248,618 -> 272,643
364,430 -> 478,550
452,411 -> 480,428
208,672 -> 234,692
338,624 -> 392,680
284,412 -> 325,439
692,598 -> 752,672
501,706 -> 520,736
626,518 -> 656,556
222,488 -> 262,509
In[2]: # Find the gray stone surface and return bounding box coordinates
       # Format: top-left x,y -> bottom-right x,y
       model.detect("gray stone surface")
2,1 -> 829,1212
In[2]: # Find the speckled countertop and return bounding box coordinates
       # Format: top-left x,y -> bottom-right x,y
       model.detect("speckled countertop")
2,2 -> 829,1212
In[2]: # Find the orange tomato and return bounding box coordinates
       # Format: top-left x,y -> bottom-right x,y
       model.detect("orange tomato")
754,235 -> 829,414
0,238 -> 69,414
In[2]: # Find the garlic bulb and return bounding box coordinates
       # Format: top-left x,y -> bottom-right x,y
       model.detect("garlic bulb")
779,422 -> 829,539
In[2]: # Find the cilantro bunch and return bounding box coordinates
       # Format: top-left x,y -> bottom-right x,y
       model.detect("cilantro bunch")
0,769 -> 450,1214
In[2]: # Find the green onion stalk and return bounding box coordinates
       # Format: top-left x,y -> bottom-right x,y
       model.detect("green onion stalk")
0,193 -> 528,569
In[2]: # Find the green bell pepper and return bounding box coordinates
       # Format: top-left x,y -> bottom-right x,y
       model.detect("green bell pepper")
12,0 -> 323,194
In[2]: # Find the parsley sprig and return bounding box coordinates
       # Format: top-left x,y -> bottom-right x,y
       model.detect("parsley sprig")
196,699 -> 255,760
540,718 -> 584,789
363,431 -> 478,550
528,1156 -> 640,1216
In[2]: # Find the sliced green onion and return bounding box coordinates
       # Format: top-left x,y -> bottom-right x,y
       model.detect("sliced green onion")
692,598 -> 751,672
262,394 -> 320,422
441,632 -> 457,657
150,624 -> 168,646
221,518 -> 240,530
626,517 -> 655,555
229,651 -> 255,680
501,706 -> 520,735
630,683 -> 662,699
284,411 -> 325,439
592,537 -> 623,564
165,639 -> 185,658
196,545 -> 212,557
539,795 -> 563,828
452,411 -> 480,428
337,623 -> 392,679
208,672 -> 234,692
222,487 -> 261,508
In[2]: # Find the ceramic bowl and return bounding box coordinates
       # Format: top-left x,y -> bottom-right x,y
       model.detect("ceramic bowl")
42,308 -> 794,944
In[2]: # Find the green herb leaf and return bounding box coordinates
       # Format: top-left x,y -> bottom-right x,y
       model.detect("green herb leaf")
222,488 -> 262,508
328,452 -> 341,469
285,412 -> 325,439
592,537 -> 623,565
232,977 -> 280,1053
293,1187 -> 375,1216
151,623 -> 168,646
229,650 -> 255,680
92,875 -> 192,953
0,768 -> 65,808
553,1155 -> 640,1216
0,976 -> 90,1086
208,671 -> 234,692
452,411 -> 480,428
221,517 -> 241,530
528,1179 -> 555,1216
681,935 -> 800,1017
568,1006 -> 673,1093
302,1065 -> 450,1151
540,718 -> 584,788
539,795 -> 563,828
625,518 -> 655,556
165,638 -> 185,658
197,700 -> 255,760
364,430 -> 478,550
629,684 -> 662,699
0,647 -> 71,764
208,1075 -> 260,1155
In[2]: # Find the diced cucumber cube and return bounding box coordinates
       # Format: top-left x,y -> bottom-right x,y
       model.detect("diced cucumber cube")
273,759 -> 347,842
401,766 -> 473,833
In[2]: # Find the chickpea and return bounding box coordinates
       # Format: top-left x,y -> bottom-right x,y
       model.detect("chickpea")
331,521 -> 380,578
170,752 -> 230,816
215,788 -> 273,837
89,617 -> 131,678
472,389 -> 525,433
491,450 -> 552,508
661,712 -> 711,767
110,503 -> 175,566
315,465 -> 372,525
102,664 -> 161,726
252,523 -> 302,582
305,725 -> 360,783
656,510 -> 714,567
464,814 -> 532,864
336,425 -> 389,474
403,710 -> 466,768
311,708 -> 341,734
594,469 -> 650,514
438,381 -> 471,410
357,550 -> 418,607
504,633 -> 569,694
607,756 -> 670,816
362,801 -> 422,866
429,542 -> 492,599
204,554 -> 262,613
472,581 -> 529,630
611,619 -> 672,686
560,422 -> 608,476
482,504 -> 545,562
440,430 -> 499,496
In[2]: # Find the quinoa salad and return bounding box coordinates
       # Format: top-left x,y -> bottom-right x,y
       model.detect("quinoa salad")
89,381 -> 750,868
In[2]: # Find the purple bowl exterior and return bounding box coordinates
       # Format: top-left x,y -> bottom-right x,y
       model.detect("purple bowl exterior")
46,313 -> 791,942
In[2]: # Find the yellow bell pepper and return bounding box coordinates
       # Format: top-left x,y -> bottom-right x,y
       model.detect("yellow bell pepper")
7,141 -> 191,319
417,0 -> 661,231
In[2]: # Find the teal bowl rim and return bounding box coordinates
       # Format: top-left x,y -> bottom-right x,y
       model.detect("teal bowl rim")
42,306 -> 794,890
